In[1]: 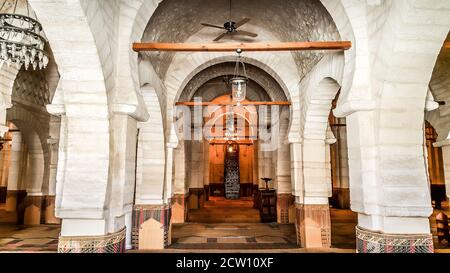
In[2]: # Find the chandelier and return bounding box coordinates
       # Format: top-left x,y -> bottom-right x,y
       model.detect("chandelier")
230,49 -> 248,105
0,0 -> 49,70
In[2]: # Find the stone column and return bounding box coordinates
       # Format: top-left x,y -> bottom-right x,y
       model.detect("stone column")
276,116 -> 293,224
0,150 -> 4,202
332,119 -> 350,209
44,138 -> 60,224
6,132 -> 23,213
24,195 -> 43,225
291,139 -> 332,248
438,141 -> 450,200
52,110 -> 125,253
107,114 -> 139,252
203,142 -> 210,201
188,141 -> 205,210
172,144 -> 189,224
0,142 -> 11,203
347,111 -> 434,253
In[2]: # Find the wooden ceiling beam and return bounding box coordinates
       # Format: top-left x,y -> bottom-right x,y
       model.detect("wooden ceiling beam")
133,41 -> 352,52
175,101 -> 291,106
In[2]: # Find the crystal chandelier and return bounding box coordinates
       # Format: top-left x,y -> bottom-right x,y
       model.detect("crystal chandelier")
230,49 -> 248,105
0,0 -> 49,70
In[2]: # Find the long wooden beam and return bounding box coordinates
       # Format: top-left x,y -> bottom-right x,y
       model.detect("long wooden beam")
175,101 -> 291,106
133,41 -> 352,52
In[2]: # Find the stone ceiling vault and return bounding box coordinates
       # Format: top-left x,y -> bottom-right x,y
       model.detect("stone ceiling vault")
142,0 -> 341,80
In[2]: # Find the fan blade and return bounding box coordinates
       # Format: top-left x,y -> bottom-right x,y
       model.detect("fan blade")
235,18 -> 251,29
235,30 -> 258,38
213,32 -> 228,42
201,23 -> 225,30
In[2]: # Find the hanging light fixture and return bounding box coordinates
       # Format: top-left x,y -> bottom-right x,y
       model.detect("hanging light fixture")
0,0 -> 49,70
230,49 -> 248,105
225,110 -> 235,140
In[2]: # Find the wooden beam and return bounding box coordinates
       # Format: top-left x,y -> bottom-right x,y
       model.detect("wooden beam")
175,101 -> 291,107
209,139 -> 255,145
445,42 -> 450,49
133,41 -> 352,52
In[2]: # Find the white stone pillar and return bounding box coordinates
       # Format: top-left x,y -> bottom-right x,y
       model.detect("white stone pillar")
297,138 -> 332,249
346,110 -> 434,253
203,142 -> 210,200
5,132 -> 23,212
107,114 -> 138,247
436,141 -> 450,200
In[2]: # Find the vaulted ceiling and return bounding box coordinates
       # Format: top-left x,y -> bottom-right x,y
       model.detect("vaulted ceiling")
142,0 -> 341,80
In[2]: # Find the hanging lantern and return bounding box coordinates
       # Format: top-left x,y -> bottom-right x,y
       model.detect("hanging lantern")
230,77 -> 247,104
230,49 -> 248,104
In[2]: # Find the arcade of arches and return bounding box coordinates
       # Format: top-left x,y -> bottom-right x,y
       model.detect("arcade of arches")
0,0 -> 449,253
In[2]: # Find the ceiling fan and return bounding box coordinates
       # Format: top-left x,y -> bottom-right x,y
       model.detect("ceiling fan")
201,0 -> 258,42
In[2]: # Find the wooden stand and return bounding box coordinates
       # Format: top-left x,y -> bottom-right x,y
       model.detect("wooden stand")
256,189 -> 277,223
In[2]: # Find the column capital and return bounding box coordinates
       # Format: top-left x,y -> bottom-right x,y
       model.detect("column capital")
434,139 -> 450,148
333,99 -> 376,118
112,103 -> 149,122
0,125 -> 9,136
46,104 -> 66,116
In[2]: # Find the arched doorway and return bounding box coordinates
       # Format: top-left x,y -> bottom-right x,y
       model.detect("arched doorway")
170,66 -> 297,249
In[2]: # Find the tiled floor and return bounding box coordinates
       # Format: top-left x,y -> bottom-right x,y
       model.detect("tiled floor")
171,223 -> 298,250
0,200 -> 448,253
0,225 -> 59,253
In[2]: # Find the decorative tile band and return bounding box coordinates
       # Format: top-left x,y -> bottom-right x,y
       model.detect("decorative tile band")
277,194 -> 294,224
58,228 -> 126,253
171,194 -> 189,223
294,204 -> 331,248
356,226 -> 434,253
132,205 -> 171,250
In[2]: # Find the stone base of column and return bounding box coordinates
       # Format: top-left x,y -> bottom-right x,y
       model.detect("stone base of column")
171,194 -> 189,224
189,188 -> 205,210
58,228 -> 126,253
356,226 -> 434,253
43,196 -> 61,225
0,187 -> 6,203
132,205 -> 171,250
5,190 -> 18,212
277,194 -> 295,224
24,196 -> 43,226
295,204 -> 331,248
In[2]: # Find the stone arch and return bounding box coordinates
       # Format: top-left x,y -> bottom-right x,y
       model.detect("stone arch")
169,56 -> 294,144
179,61 -> 287,103
319,0 -> 368,116
7,106 -> 49,195
294,53 -> 344,142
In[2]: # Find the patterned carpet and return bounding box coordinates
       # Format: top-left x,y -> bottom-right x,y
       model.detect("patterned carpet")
171,223 -> 298,250
0,225 -> 59,253
188,197 -> 261,223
